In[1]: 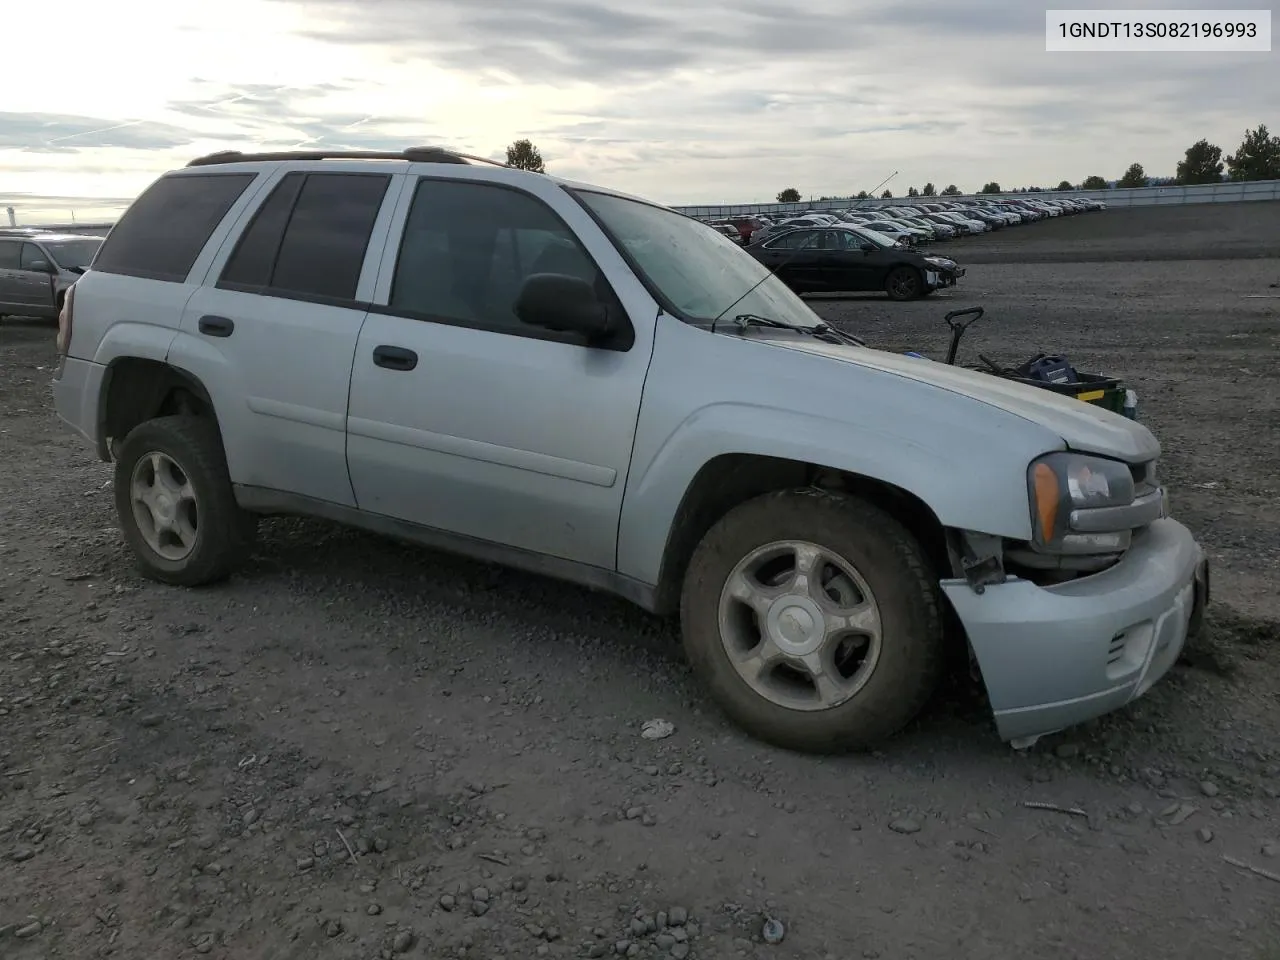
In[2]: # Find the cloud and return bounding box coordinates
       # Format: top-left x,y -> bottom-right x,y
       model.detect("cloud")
0,112 -> 201,151
0,0 -> 1274,207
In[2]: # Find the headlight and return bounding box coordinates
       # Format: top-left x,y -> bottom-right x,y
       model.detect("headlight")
1028,452 -> 1136,555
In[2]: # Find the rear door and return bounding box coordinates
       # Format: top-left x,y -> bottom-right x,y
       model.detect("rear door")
754,229 -> 822,290
176,168 -> 401,506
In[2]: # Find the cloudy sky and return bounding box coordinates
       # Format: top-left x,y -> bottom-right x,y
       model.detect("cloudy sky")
1,0 -> 1274,220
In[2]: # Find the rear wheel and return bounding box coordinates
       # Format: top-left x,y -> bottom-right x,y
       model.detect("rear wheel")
113,415 -> 257,586
680,489 -> 945,753
886,267 -> 923,301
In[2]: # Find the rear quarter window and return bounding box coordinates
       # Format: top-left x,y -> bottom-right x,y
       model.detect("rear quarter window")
93,172 -> 256,283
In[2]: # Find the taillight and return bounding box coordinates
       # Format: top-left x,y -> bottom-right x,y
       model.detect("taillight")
56,283 -> 75,355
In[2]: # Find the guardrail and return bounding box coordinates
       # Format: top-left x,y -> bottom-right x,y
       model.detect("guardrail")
673,178 -> 1280,218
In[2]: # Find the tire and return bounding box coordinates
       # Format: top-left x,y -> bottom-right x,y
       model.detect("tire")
680,488 -> 944,753
113,415 -> 257,586
885,266 -> 923,301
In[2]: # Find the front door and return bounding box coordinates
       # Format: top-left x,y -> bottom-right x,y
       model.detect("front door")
19,243 -> 58,313
345,174 -> 658,570
0,239 -> 47,311
815,229 -> 878,292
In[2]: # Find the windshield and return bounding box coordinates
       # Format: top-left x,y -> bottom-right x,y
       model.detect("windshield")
574,189 -> 826,329
42,238 -> 101,269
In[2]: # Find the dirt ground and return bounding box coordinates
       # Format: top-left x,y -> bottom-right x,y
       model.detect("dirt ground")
2,203 -> 1279,960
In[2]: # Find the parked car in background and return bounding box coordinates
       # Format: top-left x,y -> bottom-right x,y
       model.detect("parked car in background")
745,223 -> 963,299
0,232 -> 102,321
859,220 -> 928,244
902,216 -> 955,239
707,222 -> 745,244
753,216 -> 832,241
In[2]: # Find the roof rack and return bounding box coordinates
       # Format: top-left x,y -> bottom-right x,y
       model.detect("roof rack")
185,146 -> 509,168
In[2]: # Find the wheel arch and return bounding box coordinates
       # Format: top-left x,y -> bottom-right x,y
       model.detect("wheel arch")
98,358 -> 222,462
650,452 -> 954,616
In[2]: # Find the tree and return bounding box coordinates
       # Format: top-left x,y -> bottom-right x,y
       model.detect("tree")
855,190 -> 870,199
1056,180 -> 1074,190
776,187 -> 801,203
907,186 -> 920,197
1225,124 -> 1280,182
1081,175 -> 1108,190
1174,139 -> 1224,185
505,138 -> 545,172
880,189 -> 892,199
1117,162 -> 1147,188
921,182 -> 936,196
980,181 -> 1001,194
941,184 -> 961,196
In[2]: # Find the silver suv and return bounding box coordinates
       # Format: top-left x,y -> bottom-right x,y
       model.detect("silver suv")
52,147 -> 1209,753
0,231 -> 101,321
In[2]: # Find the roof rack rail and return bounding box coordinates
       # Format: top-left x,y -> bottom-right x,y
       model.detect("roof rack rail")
185,146 -> 509,168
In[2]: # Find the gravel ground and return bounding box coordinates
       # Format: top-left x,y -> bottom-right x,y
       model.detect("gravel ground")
2,207 -> 1280,960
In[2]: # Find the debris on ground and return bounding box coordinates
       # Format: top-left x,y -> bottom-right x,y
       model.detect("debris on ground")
761,917 -> 786,944
640,719 -> 675,740
1022,800 -> 1088,818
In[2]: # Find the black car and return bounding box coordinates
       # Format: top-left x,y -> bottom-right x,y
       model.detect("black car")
744,224 -> 964,301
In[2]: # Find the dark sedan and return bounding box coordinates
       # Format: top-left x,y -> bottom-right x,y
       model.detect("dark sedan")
744,225 -> 964,301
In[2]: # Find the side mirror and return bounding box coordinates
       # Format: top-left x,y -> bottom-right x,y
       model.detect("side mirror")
27,259 -> 53,273
515,273 -> 616,343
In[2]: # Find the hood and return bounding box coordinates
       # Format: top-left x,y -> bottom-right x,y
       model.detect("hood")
758,337 -> 1160,462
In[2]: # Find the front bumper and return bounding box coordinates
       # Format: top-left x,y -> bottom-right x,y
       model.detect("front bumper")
943,519 -> 1208,744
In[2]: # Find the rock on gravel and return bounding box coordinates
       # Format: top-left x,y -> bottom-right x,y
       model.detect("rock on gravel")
392,929 -> 415,953
762,917 -> 786,944
889,818 -> 922,835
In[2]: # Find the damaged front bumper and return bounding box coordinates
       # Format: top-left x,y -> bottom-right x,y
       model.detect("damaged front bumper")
943,518 -> 1208,745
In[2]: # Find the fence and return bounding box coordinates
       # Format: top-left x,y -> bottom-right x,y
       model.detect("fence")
672,178 -> 1280,219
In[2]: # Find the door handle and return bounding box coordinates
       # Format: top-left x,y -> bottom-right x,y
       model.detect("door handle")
198,315 -> 235,337
372,345 -> 418,371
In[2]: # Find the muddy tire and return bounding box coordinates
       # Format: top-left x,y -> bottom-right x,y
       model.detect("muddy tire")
886,266 -> 923,301
113,415 -> 256,586
680,488 -> 944,753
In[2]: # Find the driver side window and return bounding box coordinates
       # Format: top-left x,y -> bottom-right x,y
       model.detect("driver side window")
20,244 -> 49,270
388,179 -> 609,339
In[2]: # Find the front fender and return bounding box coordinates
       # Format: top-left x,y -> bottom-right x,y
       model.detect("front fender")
617,403 -> 1042,585
615,318 -> 1066,587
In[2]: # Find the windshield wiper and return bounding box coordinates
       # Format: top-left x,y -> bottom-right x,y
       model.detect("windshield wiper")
733,314 -> 865,347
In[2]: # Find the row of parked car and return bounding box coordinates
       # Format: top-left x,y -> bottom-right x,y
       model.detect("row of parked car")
702,195 -> 1107,246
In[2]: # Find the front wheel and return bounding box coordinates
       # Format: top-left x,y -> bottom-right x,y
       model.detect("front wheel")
885,267 -> 923,301
113,415 -> 257,586
679,489 -> 945,753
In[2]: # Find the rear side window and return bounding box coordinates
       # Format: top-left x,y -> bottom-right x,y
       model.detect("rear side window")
93,173 -> 255,282
218,172 -> 389,301
0,240 -> 19,269
219,173 -> 306,288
